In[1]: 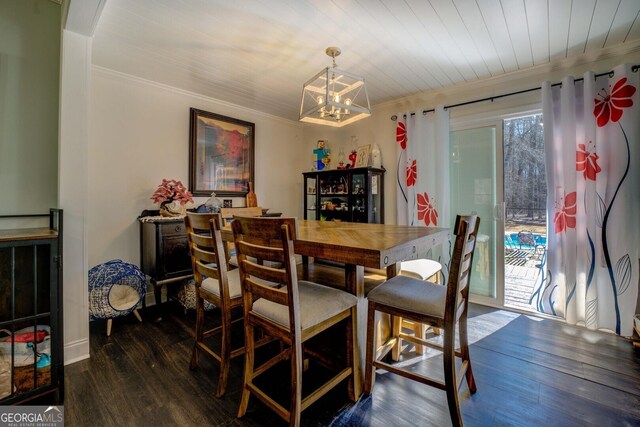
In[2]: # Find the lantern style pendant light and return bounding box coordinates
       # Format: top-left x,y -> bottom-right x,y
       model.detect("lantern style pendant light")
299,47 -> 371,127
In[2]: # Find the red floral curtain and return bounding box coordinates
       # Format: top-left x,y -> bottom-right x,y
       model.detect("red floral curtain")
539,64 -> 639,336
395,107 -> 451,279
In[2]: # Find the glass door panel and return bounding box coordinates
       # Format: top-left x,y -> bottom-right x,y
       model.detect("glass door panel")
450,127 -> 499,300
503,114 -> 547,312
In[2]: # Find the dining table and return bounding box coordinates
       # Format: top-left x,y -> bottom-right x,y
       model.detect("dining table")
223,219 -> 450,396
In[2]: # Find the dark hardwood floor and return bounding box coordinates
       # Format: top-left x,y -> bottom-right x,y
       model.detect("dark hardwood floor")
64,293 -> 640,426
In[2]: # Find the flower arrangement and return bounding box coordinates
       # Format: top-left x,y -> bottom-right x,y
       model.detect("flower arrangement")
151,179 -> 194,205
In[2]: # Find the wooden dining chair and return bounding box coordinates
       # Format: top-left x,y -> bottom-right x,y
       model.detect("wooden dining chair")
232,216 -> 359,427
364,215 -> 480,427
185,212 -> 268,398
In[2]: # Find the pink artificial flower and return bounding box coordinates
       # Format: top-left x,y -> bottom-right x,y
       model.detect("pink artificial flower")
151,179 -> 194,205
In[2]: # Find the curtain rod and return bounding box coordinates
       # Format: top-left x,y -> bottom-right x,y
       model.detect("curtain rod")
390,64 -> 640,120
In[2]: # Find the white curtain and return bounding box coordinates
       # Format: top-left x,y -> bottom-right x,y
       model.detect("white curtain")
395,106 -> 451,279
539,64 -> 639,336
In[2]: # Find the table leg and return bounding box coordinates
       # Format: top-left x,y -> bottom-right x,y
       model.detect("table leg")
344,264 -> 364,398
386,263 -> 402,360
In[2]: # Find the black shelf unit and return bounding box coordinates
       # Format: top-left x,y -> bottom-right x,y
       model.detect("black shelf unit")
0,209 -> 63,404
303,167 -> 385,223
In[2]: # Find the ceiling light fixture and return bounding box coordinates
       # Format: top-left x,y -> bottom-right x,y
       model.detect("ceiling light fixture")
299,47 -> 371,127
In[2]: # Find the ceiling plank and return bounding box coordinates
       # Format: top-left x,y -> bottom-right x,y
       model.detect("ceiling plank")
501,0 -> 534,68
585,0 -> 621,51
624,7 -> 640,43
567,0 -> 597,57
475,0 -> 519,72
401,0 -> 479,82
428,0 -> 492,80
604,0 -> 640,47
524,0 -> 549,65
339,0 -> 444,90
548,0 -> 572,60
453,0 -> 504,75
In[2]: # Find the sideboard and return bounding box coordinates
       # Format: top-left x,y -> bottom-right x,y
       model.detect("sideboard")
138,211 -> 192,309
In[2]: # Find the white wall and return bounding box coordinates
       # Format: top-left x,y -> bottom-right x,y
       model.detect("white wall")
303,42 -> 640,225
59,29 -> 91,364
0,0 -> 60,223
88,68 -> 305,267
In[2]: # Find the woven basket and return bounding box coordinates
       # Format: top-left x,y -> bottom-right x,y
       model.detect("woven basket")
89,260 -> 147,320
176,280 -> 216,312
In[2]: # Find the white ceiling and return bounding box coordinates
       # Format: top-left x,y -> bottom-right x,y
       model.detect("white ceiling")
92,0 -> 640,121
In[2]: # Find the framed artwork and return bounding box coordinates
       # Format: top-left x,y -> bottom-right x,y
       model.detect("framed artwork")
355,144 -> 371,168
189,108 -> 255,197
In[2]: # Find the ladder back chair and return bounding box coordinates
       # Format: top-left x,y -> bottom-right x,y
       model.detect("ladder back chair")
364,215 -> 480,427
232,216 -> 359,427
185,212 -> 268,398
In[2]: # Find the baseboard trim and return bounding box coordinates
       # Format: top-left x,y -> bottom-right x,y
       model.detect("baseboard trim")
64,338 -> 90,365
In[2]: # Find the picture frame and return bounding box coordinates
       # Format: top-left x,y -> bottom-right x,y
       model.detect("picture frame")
189,108 -> 255,197
354,144 -> 371,168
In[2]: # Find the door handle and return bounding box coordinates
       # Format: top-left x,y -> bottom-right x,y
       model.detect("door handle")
493,202 -> 505,221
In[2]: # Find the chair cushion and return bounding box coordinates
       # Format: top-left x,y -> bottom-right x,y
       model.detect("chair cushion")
252,281 -> 358,331
366,275 -> 446,318
201,269 -> 278,300
399,259 -> 442,281
202,268 -> 244,299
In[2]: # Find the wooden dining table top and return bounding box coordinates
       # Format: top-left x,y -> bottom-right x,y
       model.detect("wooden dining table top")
222,219 -> 449,291
291,220 -> 449,270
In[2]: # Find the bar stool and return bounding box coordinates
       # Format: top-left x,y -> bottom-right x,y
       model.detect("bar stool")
365,215 -> 480,427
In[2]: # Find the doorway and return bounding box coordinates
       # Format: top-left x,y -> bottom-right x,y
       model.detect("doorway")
450,113 -> 547,313
502,114 -> 547,311
450,126 -> 501,302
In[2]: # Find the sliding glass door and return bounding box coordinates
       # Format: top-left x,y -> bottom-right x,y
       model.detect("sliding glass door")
450,126 -> 502,304
450,113 -> 547,312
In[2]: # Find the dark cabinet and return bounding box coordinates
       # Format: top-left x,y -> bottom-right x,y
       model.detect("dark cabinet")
0,209 -> 63,404
139,213 -> 192,306
303,167 -> 385,223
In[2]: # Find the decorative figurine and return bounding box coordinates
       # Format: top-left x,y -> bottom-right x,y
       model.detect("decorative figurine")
313,140 -> 330,170
348,149 -> 357,169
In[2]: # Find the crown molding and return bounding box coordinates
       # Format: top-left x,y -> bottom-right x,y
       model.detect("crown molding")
91,65 -> 304,129
375,39 -> 640,111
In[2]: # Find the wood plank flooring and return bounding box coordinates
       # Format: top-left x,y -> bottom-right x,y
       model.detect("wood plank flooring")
64,298 -> 640,426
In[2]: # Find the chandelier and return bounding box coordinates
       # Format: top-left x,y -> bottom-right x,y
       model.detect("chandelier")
299,47 -> 371,127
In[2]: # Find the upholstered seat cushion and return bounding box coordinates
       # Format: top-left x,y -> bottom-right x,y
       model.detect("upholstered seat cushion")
202,268 -> 243,299
252,281 -> 358,331
201,269 -> 277,299
399,259 -> 442,282
366,275 -> 446,318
